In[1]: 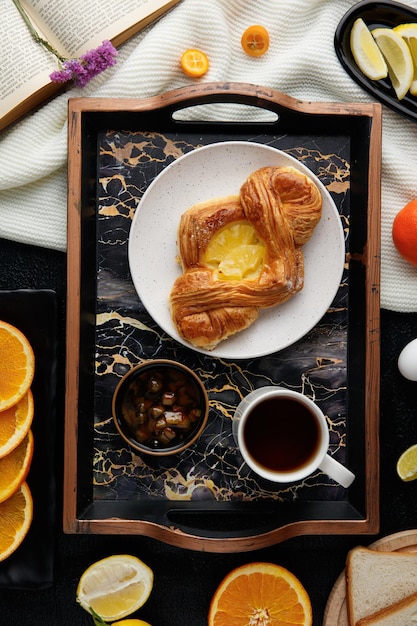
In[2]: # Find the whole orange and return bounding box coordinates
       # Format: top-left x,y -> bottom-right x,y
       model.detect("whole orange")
392,199 -> 417,267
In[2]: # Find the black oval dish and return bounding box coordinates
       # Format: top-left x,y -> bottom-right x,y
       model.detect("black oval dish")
334,0 -> 417,122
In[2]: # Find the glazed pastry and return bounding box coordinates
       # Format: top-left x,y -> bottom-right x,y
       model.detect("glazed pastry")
169,165 -> 322,350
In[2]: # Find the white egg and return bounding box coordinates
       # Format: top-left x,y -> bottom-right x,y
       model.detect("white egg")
398,338 -> 417,381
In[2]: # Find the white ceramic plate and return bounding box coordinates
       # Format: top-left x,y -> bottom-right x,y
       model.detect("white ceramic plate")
128,142 -> 345,360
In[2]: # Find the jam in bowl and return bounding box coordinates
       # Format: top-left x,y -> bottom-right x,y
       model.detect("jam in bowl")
112,359 -> 209,456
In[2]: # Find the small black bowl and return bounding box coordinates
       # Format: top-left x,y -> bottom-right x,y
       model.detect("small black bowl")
112,359 -> 209,456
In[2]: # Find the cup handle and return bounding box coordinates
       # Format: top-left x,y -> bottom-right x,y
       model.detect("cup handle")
319,454 -> 355,488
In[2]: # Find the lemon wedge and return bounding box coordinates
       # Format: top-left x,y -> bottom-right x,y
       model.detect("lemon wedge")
76,555 -> 153,622
393,23 -> 417,95
397,444 -> 417,481
350,18 -> 388,80
372,27 -> 413,99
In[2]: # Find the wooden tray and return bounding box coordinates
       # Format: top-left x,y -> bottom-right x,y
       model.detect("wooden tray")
324,530 -> 417,625
64,82 -> 381,552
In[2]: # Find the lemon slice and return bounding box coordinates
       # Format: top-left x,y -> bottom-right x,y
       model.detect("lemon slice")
76,555 -> 153,621
204,222 -> 259,263
217,244 -> 265,280
397,444 -> 417,481
393,23 -> 417,95
372,27 -> 413,99
350,18 -> 388,80
204,222 -> 265,280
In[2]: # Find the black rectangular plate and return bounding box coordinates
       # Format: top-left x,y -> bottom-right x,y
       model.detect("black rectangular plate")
0,290 -> 57,589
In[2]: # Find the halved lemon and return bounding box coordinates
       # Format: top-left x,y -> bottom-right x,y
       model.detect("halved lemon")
397,443 -> 417,481
372,27 -> 413,99
394,23 -> 417,95
76,554 -> 153,622
350,18 -> 388,80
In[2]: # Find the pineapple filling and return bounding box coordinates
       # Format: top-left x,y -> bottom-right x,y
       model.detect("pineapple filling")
203,222 -> 265,281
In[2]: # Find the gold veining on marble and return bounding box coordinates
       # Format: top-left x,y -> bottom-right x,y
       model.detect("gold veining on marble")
97,311 -> 157,334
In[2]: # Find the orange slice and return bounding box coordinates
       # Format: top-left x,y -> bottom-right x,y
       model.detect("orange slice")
0,482 -> 33,562
241,25 -> 270,57
0,321 -> 34,411
208,562 -> 312,626
180,49 -> 209,77
0,390 -> 34,458
0,430 -> 34,503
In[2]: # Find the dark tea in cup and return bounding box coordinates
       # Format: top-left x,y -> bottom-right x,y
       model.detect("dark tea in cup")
242,396 -> 321,473
233,386 -> 355,487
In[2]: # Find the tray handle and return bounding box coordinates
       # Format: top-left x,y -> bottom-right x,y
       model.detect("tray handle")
164,504 -> 276,540
134,82 -> 359,129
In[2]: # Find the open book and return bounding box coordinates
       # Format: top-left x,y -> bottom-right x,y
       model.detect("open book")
0,0 -> 182,132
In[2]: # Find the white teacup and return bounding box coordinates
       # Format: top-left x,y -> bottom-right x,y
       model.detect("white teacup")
232,386 -> 355,488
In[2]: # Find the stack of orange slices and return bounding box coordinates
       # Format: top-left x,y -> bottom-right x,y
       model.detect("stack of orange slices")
0,320 -> 35,562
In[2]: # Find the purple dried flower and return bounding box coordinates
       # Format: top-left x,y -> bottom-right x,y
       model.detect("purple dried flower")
49,68 -> 73,83
63,58 -> 90,88
49,40 -> 117,88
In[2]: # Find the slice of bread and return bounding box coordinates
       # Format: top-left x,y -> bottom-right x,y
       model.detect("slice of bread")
346,546 -> 417,625
356,590 -> 417,625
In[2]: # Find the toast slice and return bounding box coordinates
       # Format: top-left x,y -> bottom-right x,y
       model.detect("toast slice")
346,546 -> 417,625
357,590 -> 417,625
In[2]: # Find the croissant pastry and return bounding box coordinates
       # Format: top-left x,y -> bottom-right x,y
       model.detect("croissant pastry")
169,165 -> 322,350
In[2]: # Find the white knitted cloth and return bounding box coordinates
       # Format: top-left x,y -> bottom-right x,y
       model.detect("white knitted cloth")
0,0 -> 416,311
